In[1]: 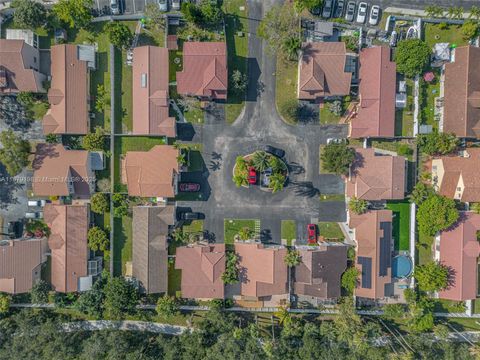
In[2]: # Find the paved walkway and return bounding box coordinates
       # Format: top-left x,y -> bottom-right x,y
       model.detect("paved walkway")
62,320 -> 187,335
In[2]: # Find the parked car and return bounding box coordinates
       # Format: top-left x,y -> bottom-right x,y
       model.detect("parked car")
262,168 -> 273,187
179,183 -> 201,192
248,167 -> 257,185
345,1 -> 356,21
369,5 -> 380,26
389,30 -> 398,47
158,0 -> 168,11
263,145 -> 285,159
171,0 -> 181,10
110,0 -> 120,14
356,2 -> 368,23
28,200 -> 46,207
322,0 -> 333,18
7,221 -> 23,239
25,212 -> 43,219
180,212 -> 204,221
326,138 -> 346,144
334,0 -> 345,18
307,224 -> 317,244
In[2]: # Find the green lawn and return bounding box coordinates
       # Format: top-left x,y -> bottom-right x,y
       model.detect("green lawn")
113,136 -> 167,192
417,232 -> 433,265
224,219 -> 257,244
183,101 -> 205,124
420,72 -> 441,128
319,105 -> 340,125
223,0 -> 249,124
319,145 -> 334,174
394,79 -> 414,137
275,57 -> 298,124
318,222 -> 344,241
433,299 -> 466,313
169,48 -> 183,82
386,201 -> 410,251
113,215 -> 132,276
281,220 -> 296,246
319,194 -> 345,202
370,140 -> 414,160
168,262 -> 182,297
423,23 -> 469,49
31,101 -> 49,120
183,220 -> 204,234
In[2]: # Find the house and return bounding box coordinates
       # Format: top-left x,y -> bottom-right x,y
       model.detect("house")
346,148 -> 406,201
132,46 -> 176,137
43,44 -> 92,135
176,42 -> 227,100
297,42 -> 352,101
349,210 -> 393,299
175,243 -> 226,299
0,39 -> 46,94
443,46 -> 480,138
122,145 -> 179,198
132,205 -> 174,294
0,238 -> 48,294
44,203 -> 102,293
431,148 -> 480,202
235,243 -> 288,300
349,46 -> 396,138
32,144 -> 95,198
437,212 -> 480,301
294,243 -> 348,299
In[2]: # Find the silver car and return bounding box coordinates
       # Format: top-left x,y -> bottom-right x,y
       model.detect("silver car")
25,212 -> 43,219
356,2 -> 368,24
334,0 -> 345,18
110,0 -> 119,15
345,1 -> 356,22
322,0 -> 333,18
158,0 -> 168,11
171,0 -> 181,11
369,5 -> 380,26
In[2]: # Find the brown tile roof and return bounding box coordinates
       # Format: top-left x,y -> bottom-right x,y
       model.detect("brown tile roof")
346,148 -> 406,201
0,39 -> 45,93
444,46 -> 480,138
132,206 -> 174,294
349,210 -> 393,299
350,47 -> 396,138
44,203 -> 89,293
132,46 -> 176,137
43,44 -> 89,135
439,212 -> 480,301
298,42 -> 352,100
294,244 -> 348,299
175,244 -> 226,299
122,145 -> 179,198
0,238 -> 47,294
32,144 -> 93,197
235,243 -> 288,298
177,42 -> 227,99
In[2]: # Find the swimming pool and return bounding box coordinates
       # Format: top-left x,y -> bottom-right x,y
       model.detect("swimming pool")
392,255 -> 413,278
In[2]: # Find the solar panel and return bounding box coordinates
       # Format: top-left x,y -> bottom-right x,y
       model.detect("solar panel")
379,222 -> 392,276
357,256 -> 372,289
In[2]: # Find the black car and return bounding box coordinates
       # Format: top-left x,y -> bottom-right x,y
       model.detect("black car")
180,212 -> 205,221
263,145 -> 285,158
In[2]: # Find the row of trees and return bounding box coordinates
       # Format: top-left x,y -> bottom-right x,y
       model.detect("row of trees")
425,5 -> 480,20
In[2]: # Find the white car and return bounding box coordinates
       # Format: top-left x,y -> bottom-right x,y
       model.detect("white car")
171,0 -> 181,11
110,0 -> 119,15
157,0 -> 168,12
25,212 -> 43,219
326,138 -> 346,145
369,5 -> 381,26
345,1 -> 356,22
356,2 -> 368,24
322,0 -> 333,18
28,200 -> 46,207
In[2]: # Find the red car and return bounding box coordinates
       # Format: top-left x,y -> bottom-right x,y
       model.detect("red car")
248,167 -> 257,185
307,224 -> 317,244
179,183 -> 200,192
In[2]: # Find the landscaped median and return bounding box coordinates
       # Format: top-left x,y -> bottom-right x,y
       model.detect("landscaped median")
224,219 -> 258,245
281,220 -> 296,246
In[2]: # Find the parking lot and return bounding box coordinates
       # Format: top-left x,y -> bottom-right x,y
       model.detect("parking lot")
94,0 -> 182,15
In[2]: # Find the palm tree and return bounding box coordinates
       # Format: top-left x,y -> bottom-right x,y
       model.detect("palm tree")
274,306 -> 291,325
469,5 -> 480,20
269,173 -> 286,193
252,151 -> 269,172
282,36 -> 301,61
284,249 -> 301,267
177,152 -> 187,166
425,5 -> 444,18
233,175 -> 248,188
348,197 -> 368,215
448,6 -> 464,19
268,156 -> 287,173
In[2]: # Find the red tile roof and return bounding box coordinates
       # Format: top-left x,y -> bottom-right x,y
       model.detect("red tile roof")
298,42 -> 352,100
438,212 -> 480,301
177,42 -> 227,99
346,148 -> 406,201
132,46 -> 176,137
350,47 -> 396,138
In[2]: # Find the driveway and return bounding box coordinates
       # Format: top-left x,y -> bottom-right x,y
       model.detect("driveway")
177,0 -> 347,245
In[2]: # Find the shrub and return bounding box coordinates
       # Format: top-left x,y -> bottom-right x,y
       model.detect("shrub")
321,143 -> 355,175
90,193 -> 109,214
0,293 -> 11,314
417,194 -> 458,236
221,252 -> 239,284
156,295 -> 179,318
284,249 -> 301,267
327,100 -> 343,116
82,126 -> 105,151
397,144 -> 413,157
394,39 -> 431,78
417,131 -> 458,156
0,130 -> 31,176
414,261 -> 449,292
30,280 -> 50,304
280,99 -> 300,123
103,277 -> 138,319
341,267 -> 359,295
87,226 -> 109,252
348,197 -> 368,215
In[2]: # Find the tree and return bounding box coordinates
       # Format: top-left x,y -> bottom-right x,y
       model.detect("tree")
156,295 -> 179,318
348,197 -> 368,215
469,5 -> 480,20
233,174 -> 248,187
424,5 -> 444,18
284,249 -> 301,267
0,293 -> 11,314
144,3 -> 166,29
82,126 -> 105,151
16,91 -> 34,107
282,36 -> 301,61
293,0 -> 323,13
448,6 -> 464,19
268,156 -> 286,173
30,280 -> 50,304
269,172 -> 286,193
414,261 -> 449,292
258,3 -> 300,58
280,98 -> 300,123
252,151 -> 269,172
382,304 -> 405,320
75,275 -> 106,318
409,182 -> 433,204
238,227 -> 254,241
87,226 -> 109,252
52,0 -> 93,29
105,21 -> 133,49
221,252 -> 239,284
112,193 -> 129,218
181,2 -> 203,24
103,277 -> 138,319
417,194 -> 458,236
0,129 -> 31,176
199,1 -> 223,25
90,193 -> 109,214
95,84 -> 109,113
341,267 -> 359,294
11,0 -> 46,29
320,143 -> 355,175
394,39 -> 431,78
472,203 -> 480,214
417,131 -> 458,155
45,134 -> 59,144
461,20 -> 479,40
231,70 -> 248,93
